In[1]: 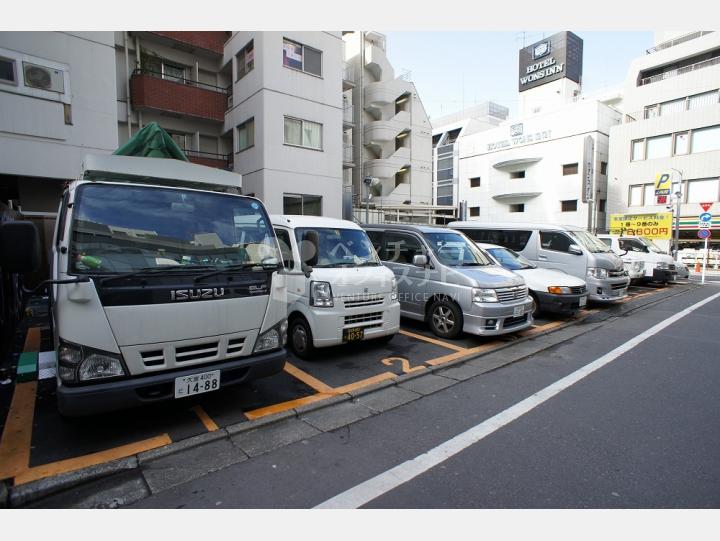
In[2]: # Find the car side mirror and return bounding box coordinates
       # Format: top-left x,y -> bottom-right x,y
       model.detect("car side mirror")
0,221 -> 41,273
568,244 -> 583,256
412,254 -> 428,267
300,230 -> 319,267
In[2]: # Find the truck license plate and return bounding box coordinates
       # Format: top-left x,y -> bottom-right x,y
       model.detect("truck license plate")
579,296 -> 587,307
513,305 -> 524,317
343,327 -> 365,342
174,370 -> 220,399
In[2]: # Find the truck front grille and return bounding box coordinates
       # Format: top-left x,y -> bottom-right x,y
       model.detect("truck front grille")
496,285 -> 528,303
343,295 -> 384,308
175,341 -> 219,363
344,311 -> 383,326
608,270 -> 626,278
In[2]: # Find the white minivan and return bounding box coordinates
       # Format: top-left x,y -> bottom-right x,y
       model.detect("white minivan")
272,215 -> 400,359
596,235 -> 676,284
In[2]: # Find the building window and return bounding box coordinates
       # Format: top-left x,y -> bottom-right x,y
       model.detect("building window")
688,90 -> 719,110
236,40 -> 254,81
687,178 -> 719,203
674,132 -> 689,155
562,163 -> 579,176
282,38 -> 322,77
168,131 -> 188,150
691,125 -> 720,153
631,139 -> 644,161
469,177 -> 481,188
643,184 -> 656,206
659,98 -> 685,116
237,118 -> 254,152
510,171 -> 525,179
283,193 -> 322,216
284,116 -> 322,150
646,134 -> 672,159
509,203 -> 525,213
561,200 -> 578,212
161,61 -> 186,83
600,161 -> 608,175
436,184 -> 453,206
469,206 -> 480,217
628,185 -> 643,206
0,57 -> 17,85
598,199 -> 606,213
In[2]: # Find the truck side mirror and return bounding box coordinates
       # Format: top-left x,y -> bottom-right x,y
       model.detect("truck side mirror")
300,230 -> 319,267
412,254 -> 428,267
0,221 -> 41,273
568,244 -> 583,256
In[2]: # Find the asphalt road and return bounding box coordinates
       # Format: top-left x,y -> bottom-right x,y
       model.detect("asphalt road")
133,285 -> 720,508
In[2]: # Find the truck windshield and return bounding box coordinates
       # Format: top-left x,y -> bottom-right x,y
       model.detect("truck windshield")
638,237 -> 665,254
423,232 -> 492,266
485,246 -> 535,270
294,227 -> 380,268
70,183 -> 280,274
568,230 -> 612,254
619,238 -> 649,253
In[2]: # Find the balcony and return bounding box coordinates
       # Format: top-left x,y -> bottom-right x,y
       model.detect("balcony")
343,105 -> 355,127
184,149 -> 232,170
130,68 -> 228,123
150,32 -> 228,56
343,144 -> 355,168
343,62 -> 355,90
639,55 -> 720,86
646,31 -> 713,54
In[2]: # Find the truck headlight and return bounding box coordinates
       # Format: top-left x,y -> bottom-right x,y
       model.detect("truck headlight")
390,277 -> 398,301
310,281 -> 333,307
58,340 -> 126,383
472,288 -> 498,303
547,286 -> 571,295
656,262 -> 669,269
587,267 -> 608,279
253,320 -> 287,353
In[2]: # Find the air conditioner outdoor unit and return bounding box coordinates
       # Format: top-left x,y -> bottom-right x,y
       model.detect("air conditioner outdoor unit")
22,61 -> 65,93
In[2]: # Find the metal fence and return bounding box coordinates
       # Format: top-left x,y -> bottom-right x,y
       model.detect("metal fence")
639,55 -> 720,86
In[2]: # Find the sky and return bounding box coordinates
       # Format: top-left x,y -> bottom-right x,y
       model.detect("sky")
383,31 -> 655,121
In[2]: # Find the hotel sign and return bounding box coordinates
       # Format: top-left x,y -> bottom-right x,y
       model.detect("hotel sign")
486,127 -> 552,152
518,31 -> 583,92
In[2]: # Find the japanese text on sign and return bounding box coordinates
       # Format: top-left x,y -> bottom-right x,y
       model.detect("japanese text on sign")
609,212 -> 673,240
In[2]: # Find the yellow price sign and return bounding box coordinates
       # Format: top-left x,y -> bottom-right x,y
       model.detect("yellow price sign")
654,171 -> 673,196
609,212 -> 673,240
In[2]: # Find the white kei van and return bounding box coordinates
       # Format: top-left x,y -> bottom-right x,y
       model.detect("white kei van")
596,235 -> 676,284
271,215 -> 400,359
449,222 -> 630,302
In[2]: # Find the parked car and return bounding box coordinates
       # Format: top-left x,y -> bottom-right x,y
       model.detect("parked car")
364,224 -> 533,339
596,234 -> 676,284
449,222 -> 630,302
272,215 -> 400,358
475,242 -> 588,317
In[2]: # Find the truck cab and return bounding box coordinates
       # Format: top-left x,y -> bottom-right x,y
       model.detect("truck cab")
35,154 -> 289,416
271,215 -> 400,359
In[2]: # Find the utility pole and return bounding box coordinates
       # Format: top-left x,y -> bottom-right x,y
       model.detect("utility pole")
669,168 -> 683,258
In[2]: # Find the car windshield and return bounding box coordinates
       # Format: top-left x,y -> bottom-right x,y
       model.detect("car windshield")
568,230 -> 612,253
486,246 -> 535,270
294,227 -> 380,268
638,237 -> 665,254
423,232 -> 492,266
70,183 -> 280,274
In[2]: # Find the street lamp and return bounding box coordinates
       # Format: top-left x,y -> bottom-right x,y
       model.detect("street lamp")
665,168 -> 683,258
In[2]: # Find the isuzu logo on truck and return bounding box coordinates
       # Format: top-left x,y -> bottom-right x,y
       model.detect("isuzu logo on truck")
170,288 -> 225,301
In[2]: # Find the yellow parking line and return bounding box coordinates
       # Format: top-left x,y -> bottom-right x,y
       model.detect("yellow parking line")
13,434 -> 172,486
0,381 -> 37,481
519,320 -> 565,337
191,405 -> 219,432
244,393 -> 333,420
23,327 -> 41,353
284,362 -> 334,393
425,342 -> 498,366
332,372 -> 397,395
399,329 -> 468,352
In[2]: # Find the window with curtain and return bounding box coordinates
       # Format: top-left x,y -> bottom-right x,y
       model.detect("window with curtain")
646,134 -> 672,159
688,90 -> 719,110
237,118 -> 254,152
284,116 -> 322,150
686,178 -> 719,203
691,125 -> 720,153
628,185 -> 643,206
236,40 -> 254,80
282,38 -> 322,77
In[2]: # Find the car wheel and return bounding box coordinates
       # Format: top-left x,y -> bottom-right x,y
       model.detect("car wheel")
529,292 -> 541,318
427,298 -> 463,339
289,317 -> 315,360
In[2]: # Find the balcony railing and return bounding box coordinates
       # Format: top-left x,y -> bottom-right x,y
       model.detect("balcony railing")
639,55 -> 720,86
343,144 -> 354,165
646,31 -> 713,54
343,105 -> 354,125
130,68 -> 229,123
343,62 -> 355,87
183,149 -> 233,170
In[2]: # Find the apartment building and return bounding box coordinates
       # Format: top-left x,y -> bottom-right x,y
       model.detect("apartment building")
343,31 -> 433,221
606,31 -> 720,251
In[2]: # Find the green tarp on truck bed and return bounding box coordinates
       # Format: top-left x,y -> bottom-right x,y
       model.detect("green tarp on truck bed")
113,122 -> 189,161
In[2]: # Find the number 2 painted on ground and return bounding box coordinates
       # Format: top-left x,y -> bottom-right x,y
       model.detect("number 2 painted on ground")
382,357 -> 425,374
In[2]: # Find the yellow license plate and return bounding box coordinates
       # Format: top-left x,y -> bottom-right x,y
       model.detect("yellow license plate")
343,327 -> 365,342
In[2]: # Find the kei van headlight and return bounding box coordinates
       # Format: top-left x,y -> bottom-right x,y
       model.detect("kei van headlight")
253,320 -> 288,353
58,341 -> 126,383
310,281 -> 334,307
587,267 -> 608,279
472,288 -> 498,303
390,277 -> 398,301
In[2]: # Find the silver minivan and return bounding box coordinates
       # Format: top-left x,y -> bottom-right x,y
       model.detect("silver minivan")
449,222 -> 630,302
364,224 -> 534,339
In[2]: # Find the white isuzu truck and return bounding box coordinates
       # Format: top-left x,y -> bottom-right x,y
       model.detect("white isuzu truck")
1,154 -> 288,416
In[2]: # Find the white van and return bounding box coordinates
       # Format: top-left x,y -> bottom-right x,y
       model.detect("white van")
449,222 -> 630,302
271,215 -> 400,359
596,235 -> 676,284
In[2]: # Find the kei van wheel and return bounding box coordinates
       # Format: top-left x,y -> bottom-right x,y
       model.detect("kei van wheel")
289,317 -> 316,360
427,298 -> 463,339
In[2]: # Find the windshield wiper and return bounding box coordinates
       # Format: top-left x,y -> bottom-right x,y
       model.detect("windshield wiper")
99,265 -> 215,285
357,261 -> 380,266
194,263 -> 265,283
458,262 -> 484,266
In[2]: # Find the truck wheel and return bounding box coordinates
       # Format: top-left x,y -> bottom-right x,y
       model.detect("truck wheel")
427,298 -> 463,339
289,317 -> 315,360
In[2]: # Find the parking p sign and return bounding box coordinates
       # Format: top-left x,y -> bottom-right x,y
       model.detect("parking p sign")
654,172 -> 673,196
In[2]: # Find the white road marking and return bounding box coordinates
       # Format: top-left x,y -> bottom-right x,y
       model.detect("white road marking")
315,291 -> 720,509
